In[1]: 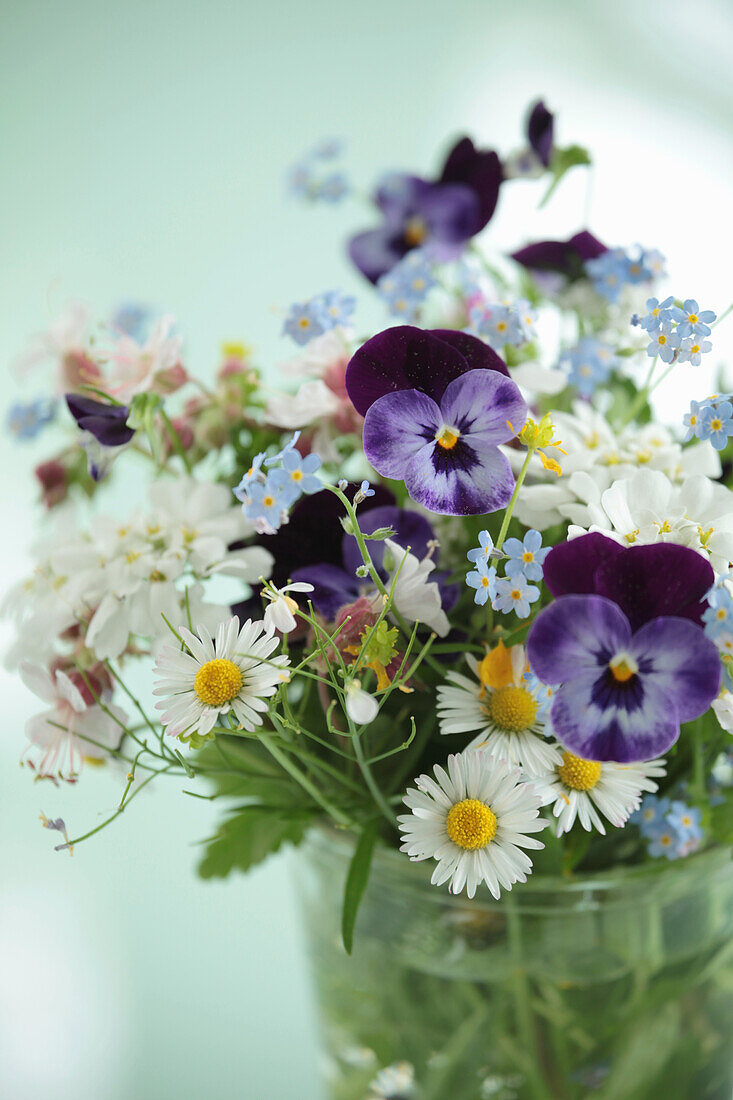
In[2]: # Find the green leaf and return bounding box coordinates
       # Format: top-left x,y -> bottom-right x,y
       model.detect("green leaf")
539,142 -> 592,208
341,821 -> 378,954
198,805 -> 308,879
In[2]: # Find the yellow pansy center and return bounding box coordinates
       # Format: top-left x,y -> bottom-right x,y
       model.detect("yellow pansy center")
558,751 -> 602,791
194,658 -> 243,707
446,798 -> 497,849
488,685 -> 538,732
609,653 -> 638,682
404,216 -> 428,246
435,426 -> 460,450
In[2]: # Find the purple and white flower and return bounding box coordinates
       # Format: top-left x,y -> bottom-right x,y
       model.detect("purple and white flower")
527,535 -> 721,762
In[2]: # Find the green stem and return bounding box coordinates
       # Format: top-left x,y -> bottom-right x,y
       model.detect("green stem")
159,407 -> 192,473
258,734 -> 353,828
495,449 -> 534,551
348,718 -> 398,828
505,893 -> 556,1100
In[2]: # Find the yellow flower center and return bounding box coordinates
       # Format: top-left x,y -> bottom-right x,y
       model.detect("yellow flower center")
298,317 -> 310,329
658,334 -> 667,345
522,551 -> 534,563
404,216 -> 428,246
193,658 -> 243,707
691,344 -> 700,354
711,419 -> 722,432
488,685 -> 538,732
688,313 -> 698,323
263,495 -> 275,507
690,415 -> 697,426
446,798 -> 497,849
435,426 -> 460,450
558,751 -> 602,791
291,470 -> 303,481
609,653 -> 638,682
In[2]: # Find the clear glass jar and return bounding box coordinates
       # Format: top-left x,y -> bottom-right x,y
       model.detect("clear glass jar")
295,829 -> 733,1100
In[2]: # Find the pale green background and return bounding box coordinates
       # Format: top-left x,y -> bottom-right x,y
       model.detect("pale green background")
1,2 -> 732,1098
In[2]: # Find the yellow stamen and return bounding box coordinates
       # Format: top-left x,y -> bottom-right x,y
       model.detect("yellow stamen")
488,685 -> 538,733
446,798 -> 497,849
558,751 -> 602,791
193,658 -> 243,707
404,216 -> 428,246
435,427 -> 460,450
609,654 -> 638,682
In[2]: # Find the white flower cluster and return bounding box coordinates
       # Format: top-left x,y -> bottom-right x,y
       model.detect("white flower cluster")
4,477 -> 272,665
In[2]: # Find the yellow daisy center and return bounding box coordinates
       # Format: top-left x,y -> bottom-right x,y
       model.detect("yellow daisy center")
194,658 -> 243,707
558,751 -> 602,791
435,426 -> 460,450
446,798 -> 497,849
488,685 -> 538,732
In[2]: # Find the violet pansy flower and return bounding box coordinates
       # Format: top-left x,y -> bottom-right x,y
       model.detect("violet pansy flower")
65,394 -> 135,447
511,230 -> 607,282
347,325 -> 524,516
527,534 -> 720,762
527,99 -> 554,167
363,369 -> 526,515
349,137 -> 502,284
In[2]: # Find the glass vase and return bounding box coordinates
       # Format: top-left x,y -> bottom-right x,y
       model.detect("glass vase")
295,829 -> 733,1100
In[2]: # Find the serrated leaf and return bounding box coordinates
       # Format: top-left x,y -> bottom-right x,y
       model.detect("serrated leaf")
198,805 -> 308,880
341,821 -> 378,954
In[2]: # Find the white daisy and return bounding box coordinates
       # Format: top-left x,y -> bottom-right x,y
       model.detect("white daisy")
367,1061 -> 416,1098
437,641 -> 561,775
153,616 -> 290,744
398,749 -> 547,899
531,748 -> 667,836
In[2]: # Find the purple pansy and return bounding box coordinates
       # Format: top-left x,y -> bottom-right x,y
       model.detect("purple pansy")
65,394 -> 135,447
527,99 -> 554,167
290,503 -> 458,620
363,368 -> 527,516
526,535 -> 720,762
348,138 -> 502,284
345,325 -> 508,418
510,230 -> 607,283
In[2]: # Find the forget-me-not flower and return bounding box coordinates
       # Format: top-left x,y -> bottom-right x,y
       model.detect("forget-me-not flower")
269,450 -> 322,504
639,296 -> 675,332
467,530 -> 495,564
492,574 -> 541,619
701,401 -> 733,451
503,529 -> 549,582
646,322 -> 680,363
678,335 -> 713,366
466,558 -> 497,606
676,299 -> 716,339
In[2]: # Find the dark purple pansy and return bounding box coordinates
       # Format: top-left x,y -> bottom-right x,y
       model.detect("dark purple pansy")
345,326 -> 508,418
511,230 -> 607,282
65,394 -> 135,447
527,100 -> 554,167
348,138 -> 502,284
527,594 -> 720,763
542,533 -> 714,630
292,503 -> 457,620
362,368 -> 527,516
527,535 -> 720,762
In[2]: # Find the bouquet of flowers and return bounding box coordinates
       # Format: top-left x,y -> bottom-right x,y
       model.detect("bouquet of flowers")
6,100 -> 733,1099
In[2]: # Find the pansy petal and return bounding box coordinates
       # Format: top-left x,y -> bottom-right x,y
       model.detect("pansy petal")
362,389 -> 441,478
346,326 -> 470,415
439,369 -> 527,444
631,617 -> 720,722
526,594 -> 631,685
404,438 -> 514,516
543,532 -> 625,598
430,329 -> 509,377
594,543 -> 714,630
341,505 -> 435,577
550,675 -> 679,763
527,99 -> 554,166
290,563 -> 359,620
439,137 -> 502,229
347,227 -> 407,284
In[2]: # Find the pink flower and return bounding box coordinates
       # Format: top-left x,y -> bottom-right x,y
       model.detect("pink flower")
19,662 -> 126,783
103,315 -> 184,401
